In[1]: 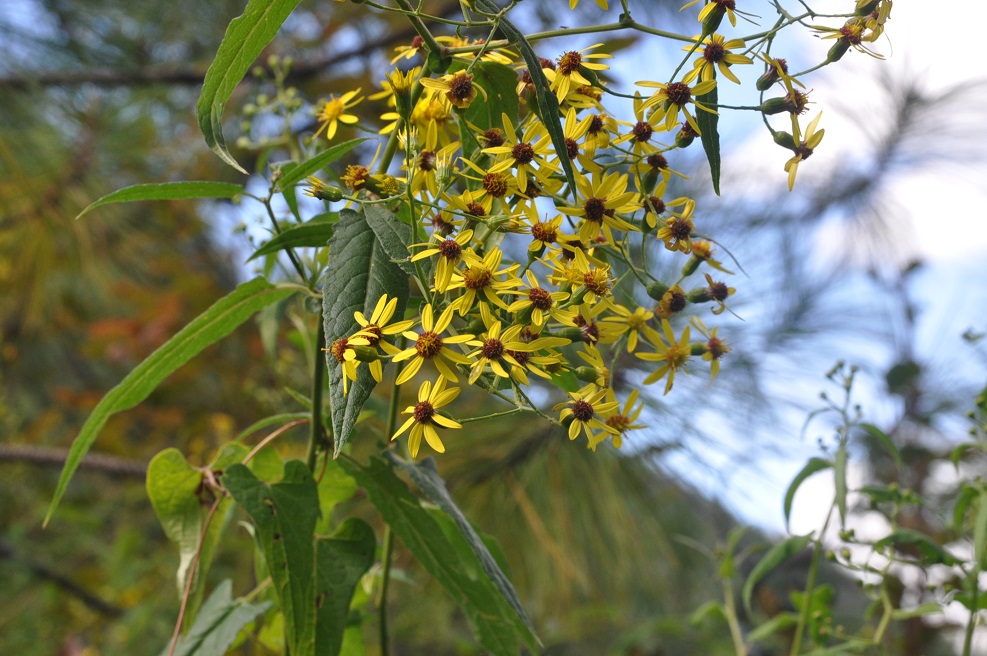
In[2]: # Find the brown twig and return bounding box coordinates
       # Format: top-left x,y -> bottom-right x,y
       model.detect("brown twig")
0,444 -> 146,479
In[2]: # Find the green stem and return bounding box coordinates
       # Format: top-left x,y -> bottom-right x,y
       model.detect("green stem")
459,407 -> 523,424
306,320 -> 326,472
789,505 -> 834,656
377,340 -> 405,656
723,578 -> 748,656
962,578 -> 979,656
263,197 -> 309,283
391,0 -> 443,57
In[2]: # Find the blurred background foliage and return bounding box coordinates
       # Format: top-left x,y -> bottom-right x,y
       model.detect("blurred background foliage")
1,0 -> 985,654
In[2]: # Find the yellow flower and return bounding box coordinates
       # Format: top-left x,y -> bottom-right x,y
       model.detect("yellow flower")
558,171 -> 640,244
636,319 -> 692,394
554,383 -> 620,445
506,270 -> 571,329
637,78 -> 717,135
482,113 -> 558,194
784,112 -> 824,191
655,200 -> 697,253
691,316 -> 730,383
682,34 -> 752,85
613,94 -> 660,157
547,43 -> 612,101
569,0 -> 608,9
313,89 -> 363,141
326,334 -> 372,396
420,70 -> 486,110
391,378 -> 462,458
600,303 -> 661,352
392,304 -> 475,385
352,295 -> 415,382
410,228 -> 474,293
446,246 -> 521,316
464,305 -> 566,385
596,389 -> 646,449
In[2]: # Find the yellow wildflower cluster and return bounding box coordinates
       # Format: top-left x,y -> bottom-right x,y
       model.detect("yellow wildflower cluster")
304,0 -> 893,458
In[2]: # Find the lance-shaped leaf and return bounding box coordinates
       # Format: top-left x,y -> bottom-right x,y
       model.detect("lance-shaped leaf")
323,209 -> 409,456
46,277 -> 297,525
340,456 -> 540,656
159,580 -> 271,656
276,138 -> 369,190
388,453 -> 536,642
223,461 -> 320,656
743,534 -> 813,615
247,214 -> 339,261
314,519 -> 376,656
76,182 -> 242,220
874,529 -> 960,566
696,85 -> 721,195
197,0 -> 303,173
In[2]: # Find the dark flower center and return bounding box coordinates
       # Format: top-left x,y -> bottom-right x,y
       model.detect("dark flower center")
329,338 -> 349,363
506,349 -> 530,366
665,82 -> 692,106
362,324 -> 382,347
481,338 -> 504,360
438,238 -> 462,260
709,281 -> 730,301
466,202 -> 486,217
416,331 -> 443,358
632,121 -> 653,143
448,74 -> 475,103
588,114 -> 604,134
644,196 -> 666,215
482,128 -> 505,148
463,266 -> 493,290
558,51 -> 583,75
418,150 -> 437,171
531,221 -> 558,244
668,217 -> 693,240
482,173 -> 509,198
511,142 -> 536,165
413,400 -> 435,423
583,197 -> 607,223
703,41 -> 726,63
528,287 -> 554,310
571,399 -> 595,422
665,290 -> 687,313
565,137 -> 580,160
647,153 -> 669,170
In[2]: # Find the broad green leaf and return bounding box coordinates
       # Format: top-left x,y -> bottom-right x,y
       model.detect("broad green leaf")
874,529 -> 959,566
340,456 -> 539,655
76,182 -> 242,219
747,611 -> 797,642
223,461 -> 320,656
364,204 -> 414,275
147,449 -> 213,599
696,86 -> 720,195
46,277 -> 297,525
389,454 -> 536,642
742,534 -> 813,615
323,209 -> 409,456
784,458 -> 832,532
314,519 -> 376,656
549,369 -> 581,394
197,0 -> 303,172
276,138 -> 369,190
160,580 -> 271,656
316,459 -> 359,534
475,0 -> 576,196
859,423 -> 902,470
834,443 -> 848,528
247,215 -> 339,261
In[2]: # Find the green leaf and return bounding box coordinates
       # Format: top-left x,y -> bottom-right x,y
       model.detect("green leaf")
743,534 -> 813,615
859,423 -> 902,470
45,277 -> 297,525
388,454 -> 537,643
364,204 -> 414,275
223,461 -> 321,656
696,85 -> 720,195
975,490 -> 987,568
160,580 -> 271,656
784,458 -> 832,532
549,369 -> 581,393
834,444 -> 848,528
747,611 -> 798,642
316,459 -> 359,534
340,456 -> 539,655
147,449 -> 216,599
314,519 -> 376,656
276,138 -> 369,190
247,215 -> 339,261
323,209 -> 409,456
76,182 -> 242,220
196,0 -> 303,173
874,529 -> 959,566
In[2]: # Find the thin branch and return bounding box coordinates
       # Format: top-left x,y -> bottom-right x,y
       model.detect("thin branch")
0,444 -> 146,479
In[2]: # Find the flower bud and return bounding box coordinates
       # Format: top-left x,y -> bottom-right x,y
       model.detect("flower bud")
826,39 -> 851,63
687,287 -> 713,304
701,6 -> 725,37
351,346 -> 380,362
646,281 -> 670,301
773,131 -> 796,151
758,97 -> 790,116
681,256 -> 702,277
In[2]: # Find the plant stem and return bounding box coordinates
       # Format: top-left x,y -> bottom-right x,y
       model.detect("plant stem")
377,342 -> 405,656
789,505 -> 834,656
723,578 -> 748,656
307,319 -> 326,472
